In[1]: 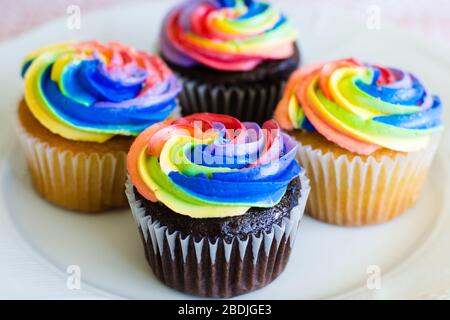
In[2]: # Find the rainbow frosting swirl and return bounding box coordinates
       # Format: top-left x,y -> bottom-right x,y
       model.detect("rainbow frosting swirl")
22,41 -> 182,143
275,58 -> 443,155
160,0 -> 297,71
127,113 -> 301,218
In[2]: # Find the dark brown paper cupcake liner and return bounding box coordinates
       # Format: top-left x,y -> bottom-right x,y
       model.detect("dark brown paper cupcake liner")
125,173 -> 310,298
177,75 -> 285,124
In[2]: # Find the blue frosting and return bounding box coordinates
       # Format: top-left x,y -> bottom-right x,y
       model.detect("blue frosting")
374,96 -> 443,130
356,74 -> 425,106
22,41 -> 182,139
38,60 -> 181,135
167,129 -> 301,207
169,161 -> 301,206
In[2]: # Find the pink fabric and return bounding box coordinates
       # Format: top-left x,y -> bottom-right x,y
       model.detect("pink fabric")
0,0 -> 122,41
1,0 -> 449,46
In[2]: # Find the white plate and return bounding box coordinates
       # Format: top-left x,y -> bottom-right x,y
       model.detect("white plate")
1,0 -> 450,300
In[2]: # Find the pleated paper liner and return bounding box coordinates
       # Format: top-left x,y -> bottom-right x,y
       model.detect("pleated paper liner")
125,172 -> 310,298
296,136 -> 440,226
15,100 -> 132,213
15,100 -> 183,213
177,75 -> 285,124
16,126 -> 129,213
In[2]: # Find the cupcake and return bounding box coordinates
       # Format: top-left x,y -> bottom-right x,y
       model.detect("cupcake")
17,41 -> 181,212
275,58 -> 443,226
126,113 -> 310,297
159,0 -> 300,123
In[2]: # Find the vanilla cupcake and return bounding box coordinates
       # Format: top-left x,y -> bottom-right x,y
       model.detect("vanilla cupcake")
159,0 -> 300,123
275,58 -> 443,226
126,113 -> 310,297
17,41 -> 181,212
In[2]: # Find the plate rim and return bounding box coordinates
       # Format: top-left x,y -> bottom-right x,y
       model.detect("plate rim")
1,0 -> 450,300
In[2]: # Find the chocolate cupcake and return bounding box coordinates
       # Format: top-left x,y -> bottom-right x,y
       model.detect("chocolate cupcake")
159,0 -> 300,123
126,113 -> 310,297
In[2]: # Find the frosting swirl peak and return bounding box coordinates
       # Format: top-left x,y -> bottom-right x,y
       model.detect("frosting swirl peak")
275,58 -> 443,155
127,113 -> 301,218
160,0 -> 297,72
22,41 -> 182,142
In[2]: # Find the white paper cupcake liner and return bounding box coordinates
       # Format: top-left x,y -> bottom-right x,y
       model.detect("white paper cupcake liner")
16,123 -> 129,212
125,172 -> 310,297
15,103 -> 182,212
177,75 -> 285,124
296,137 -> 440,226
